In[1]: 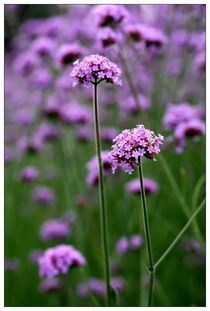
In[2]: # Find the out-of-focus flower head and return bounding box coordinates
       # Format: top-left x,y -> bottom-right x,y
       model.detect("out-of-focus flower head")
29,249 -> 43,264
163,103 -> 203,130
39,277 -> 62,293
174,119 -> 205,153
31,36 -> 56,58
32,186 -> 55,206
109,125 -> 164,174
130,235 -> 144,250
39,219 -> 70,242
59,103 -> 92,125
56,43 -> 83,66
86,151 -> 112,186
71,54 -> 121,87
91,5 -> 129,28
29,68 -> 52,89
76,126 -> 93,142
101,127 -> 118,143
119,94 -> 151,113
116,236 -> 130,254
97,28 -> 119,49
13,51 -> 40,76
77,276 -> 126,298
116,235 -> 144,255
125,177 -> 159,195
20,166 -> 39,183
35,123 -> 58,142
38,244 -> 86,278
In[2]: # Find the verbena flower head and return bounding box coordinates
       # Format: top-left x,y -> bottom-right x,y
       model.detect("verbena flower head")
38,244 -> 86,278
39,219 -> 70,242
20,166 -> 39,183
71,54 -> 121,87
39,277 -> 62,294
109,125 -> 164,174
91,5 -> 129,28
125,177 -> 159,195
86,151 -> 112,186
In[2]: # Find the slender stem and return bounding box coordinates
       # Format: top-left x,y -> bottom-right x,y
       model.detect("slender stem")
93,82 -> 111,306
118,49 -> 148,125
159,153 -> 204,249
138,156 -> 155,306
154,198 -> 205,270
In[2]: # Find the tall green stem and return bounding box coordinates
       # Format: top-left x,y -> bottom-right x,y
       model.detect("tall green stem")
138,156 -> 155,306
93,82 -> 111,306
154,198 -> 205,270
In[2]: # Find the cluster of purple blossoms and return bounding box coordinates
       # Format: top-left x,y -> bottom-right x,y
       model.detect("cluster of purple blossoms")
125,23 -> 168,50
39,219 -> 71,242
20,166 -> 39,183
39,277 -> 62,294
97,28 -> 118,49
59,103 -> 92,125
91,5 -> 129,28
119,94 -> 151,113
86,151 -> 112,186
71,54 -> 122,87
163,103 -> 205,153
77,277 -> 126,298
116,235 -> 144,254
38,244 -> 86,278
56,43 -> 83,66
125,177 -> 159,195
32,186 -> 55,206
109,125 -> 164,174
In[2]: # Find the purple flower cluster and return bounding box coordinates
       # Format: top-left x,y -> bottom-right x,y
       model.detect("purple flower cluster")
71,54 -> 122,86
86,151 -> 112,186
59,103 -> 92,125
119,94 -> 151,113
32,186 -> 55,206
77,276 -> 126,298
38,244 -> 86,278
125,23 -> 168,50
20,166 -> 39,183
125,177 -> 159,195
56,43 -> 83,66
39,277 -> 62,293
163,103 -> 205,153
116,234 -> 144,254
39,219 -> 70,242
109,125 -> 164,174
91,5 -> 129,28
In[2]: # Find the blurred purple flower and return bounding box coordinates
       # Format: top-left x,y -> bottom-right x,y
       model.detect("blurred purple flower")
39,219 -> 70,242
116,236 -> 130,254
38,244 -> 86,278
56,43 -> 83,66
91,5 -> 129,28
39,277 -> 62,293
130,234 -> 144,250
20,166 -> 39,183
125,178 -> 159,195
59,103 -> 92,125
86,151 -> 112,186
32,186 -> 55,206
119,94 -> 151,113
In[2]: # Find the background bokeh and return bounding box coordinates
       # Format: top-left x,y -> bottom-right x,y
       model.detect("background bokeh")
4,4 -> 205,307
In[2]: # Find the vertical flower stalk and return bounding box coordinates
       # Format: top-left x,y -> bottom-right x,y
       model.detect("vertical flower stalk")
71,54 -> 122,306
93,80 -> 111,306
138,156 -> 154,306
109,125 -> 164,306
